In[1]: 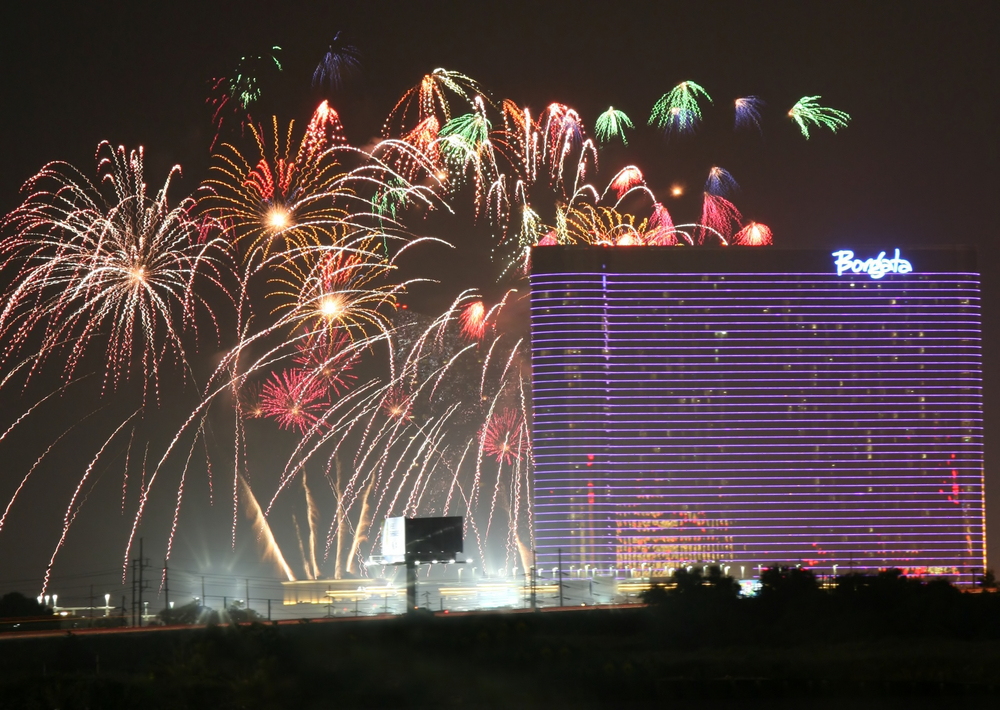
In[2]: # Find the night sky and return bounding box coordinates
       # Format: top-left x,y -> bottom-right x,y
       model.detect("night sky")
0,1 -> 997,603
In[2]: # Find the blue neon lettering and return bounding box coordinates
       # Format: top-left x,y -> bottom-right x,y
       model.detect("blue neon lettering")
833,249 -> 913,279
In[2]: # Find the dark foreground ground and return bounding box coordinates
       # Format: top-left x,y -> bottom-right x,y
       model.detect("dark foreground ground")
0,599 -> 998,709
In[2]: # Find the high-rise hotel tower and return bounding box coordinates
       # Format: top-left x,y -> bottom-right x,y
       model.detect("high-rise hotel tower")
529,246 -> 984,580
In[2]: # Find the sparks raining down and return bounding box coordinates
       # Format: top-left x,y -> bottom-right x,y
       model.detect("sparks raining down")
383,69 -> 483,138
207,46 -> 284,148
788,96 -> 851,138
733,221 -> 773,246
699,193 -> 742,244
312,32 -> 362,91
734,96 -> 764,132
704,167 -> 739,198
0,143 -> 231,398
609,166 -> 645,200
227,47 -> 283,111
649,81 -> 712,136
594,106 -> 634,145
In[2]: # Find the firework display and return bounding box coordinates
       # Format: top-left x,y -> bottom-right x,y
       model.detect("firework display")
0,53 -> 852,593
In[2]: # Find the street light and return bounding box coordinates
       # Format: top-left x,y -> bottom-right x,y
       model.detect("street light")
52,594 -> 58,610
104,593 -> 110,617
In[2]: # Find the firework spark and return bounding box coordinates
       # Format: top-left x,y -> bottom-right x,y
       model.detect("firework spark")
788,96 -> 851,138
734,96 -> 764,132
313,32 -> 362,91
649,81 -> 712,136
733,221 -> 773,246
594,106 -> 634,145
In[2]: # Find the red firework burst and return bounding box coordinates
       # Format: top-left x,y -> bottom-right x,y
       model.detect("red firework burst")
460,301 -> 487,340
482,408 -> 526,465
259,368 -> 330,434
609,166 -> 644,200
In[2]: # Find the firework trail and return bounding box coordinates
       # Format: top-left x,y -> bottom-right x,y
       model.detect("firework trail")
608,166 -> 645,200
788,96 -> 851,138
240,473 -> 296,581
41,411 -> 139,596
292,327 -> 359,395
383,69 -> 483,138
459,301 -> 486,340
161,418 -> 210,586
303,470 -> 322,579
0,404 -> 107,536
481,408 -> 526,466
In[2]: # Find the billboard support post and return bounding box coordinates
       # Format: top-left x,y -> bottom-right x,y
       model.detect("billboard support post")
406,557 -> 417,613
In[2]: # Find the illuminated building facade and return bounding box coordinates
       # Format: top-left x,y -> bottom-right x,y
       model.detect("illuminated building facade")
529,246 -> 985,580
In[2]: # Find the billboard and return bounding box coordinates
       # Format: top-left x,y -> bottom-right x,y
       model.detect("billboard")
380,516 -> 463,564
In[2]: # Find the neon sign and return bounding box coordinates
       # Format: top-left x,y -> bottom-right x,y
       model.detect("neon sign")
833,249 -> 912,279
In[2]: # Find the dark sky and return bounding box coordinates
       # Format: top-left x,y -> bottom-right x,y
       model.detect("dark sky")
0,1 -> 997,602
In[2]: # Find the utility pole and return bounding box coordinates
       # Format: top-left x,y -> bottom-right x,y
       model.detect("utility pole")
131,559 -> 137,626
245,579 -> 250,614
163,559 -> 169,619
558,548 -> 564,608
201,576 -> 205,607
89,585 -> 94,620
137,538 -> 144,627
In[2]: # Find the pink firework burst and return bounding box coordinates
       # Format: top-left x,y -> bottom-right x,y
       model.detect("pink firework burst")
482,408 -> 526,466
460,301 -> 487,340
733,221 -> 773,246
536,231 -> 559,246
699,193 -> 742,244
259,368 -> 330,435
646,202 -> 679,245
